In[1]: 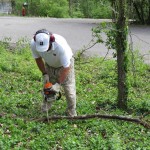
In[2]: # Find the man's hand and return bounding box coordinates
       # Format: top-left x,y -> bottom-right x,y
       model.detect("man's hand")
43,74 -> 49,84
52,83 -> 61,92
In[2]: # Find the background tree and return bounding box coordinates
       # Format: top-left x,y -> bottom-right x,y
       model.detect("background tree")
11,0 -> 15,14
92,0 -> 129,109
132,0 -> 150,24
68,0 -> 72,17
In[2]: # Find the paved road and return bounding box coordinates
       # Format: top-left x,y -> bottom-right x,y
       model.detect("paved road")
0,16 -> 150,63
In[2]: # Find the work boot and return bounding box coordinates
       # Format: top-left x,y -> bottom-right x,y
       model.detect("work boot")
41,100 -> 52,112
66,109 -> 77,117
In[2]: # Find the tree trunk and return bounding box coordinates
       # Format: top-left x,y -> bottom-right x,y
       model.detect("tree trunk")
133,1 -> 145,24
11,0 -> 15,14
68,0 -> 72,17
147,0 -> 150,24
140,0 -> 145,24
116,0 -> 128,109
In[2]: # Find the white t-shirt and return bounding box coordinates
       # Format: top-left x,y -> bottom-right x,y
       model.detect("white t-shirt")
30,34 -> 73,68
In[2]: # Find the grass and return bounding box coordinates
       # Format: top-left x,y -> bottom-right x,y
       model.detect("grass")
0,42 -> 150,150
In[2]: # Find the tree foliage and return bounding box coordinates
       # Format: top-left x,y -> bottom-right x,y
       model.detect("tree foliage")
69,0 -> 112,18
132,0 -> 150,24
8,0 -> 150,24
112,0 -> 150,24
11,0 -> 112,18
37,0 -> 69,17
11,0 -> 69,17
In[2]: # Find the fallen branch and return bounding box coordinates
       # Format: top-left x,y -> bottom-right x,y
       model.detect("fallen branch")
1,113 -> 149,129
33,114 -> 150,129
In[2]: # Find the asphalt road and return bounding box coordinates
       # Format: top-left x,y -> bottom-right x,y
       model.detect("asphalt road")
0,16 -> 150,63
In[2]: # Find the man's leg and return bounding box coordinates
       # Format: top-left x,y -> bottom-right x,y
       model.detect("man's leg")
62,58 -> 77,116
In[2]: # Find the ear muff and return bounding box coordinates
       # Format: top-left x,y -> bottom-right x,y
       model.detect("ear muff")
33,29 -> 55,43
50,34 -> 55,42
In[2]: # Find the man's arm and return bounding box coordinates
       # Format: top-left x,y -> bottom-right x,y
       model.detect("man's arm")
58,66 -> 70,84
35,57 -> 47,75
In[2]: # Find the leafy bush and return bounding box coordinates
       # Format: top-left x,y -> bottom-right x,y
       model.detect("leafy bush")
38,0 -> 69,18
12,0 -> 112,18
78,0 -> 112,18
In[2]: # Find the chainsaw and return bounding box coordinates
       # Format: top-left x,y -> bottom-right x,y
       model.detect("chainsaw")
43,82 -> 61,102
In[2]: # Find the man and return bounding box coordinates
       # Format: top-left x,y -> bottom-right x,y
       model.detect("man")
30,29 -> 77,117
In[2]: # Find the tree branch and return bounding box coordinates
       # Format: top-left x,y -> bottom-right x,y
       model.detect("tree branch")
33,114 -> 150,129
1,112 -> 149,129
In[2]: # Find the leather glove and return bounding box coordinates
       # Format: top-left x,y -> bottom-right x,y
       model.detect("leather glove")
43,74 -> 49,84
